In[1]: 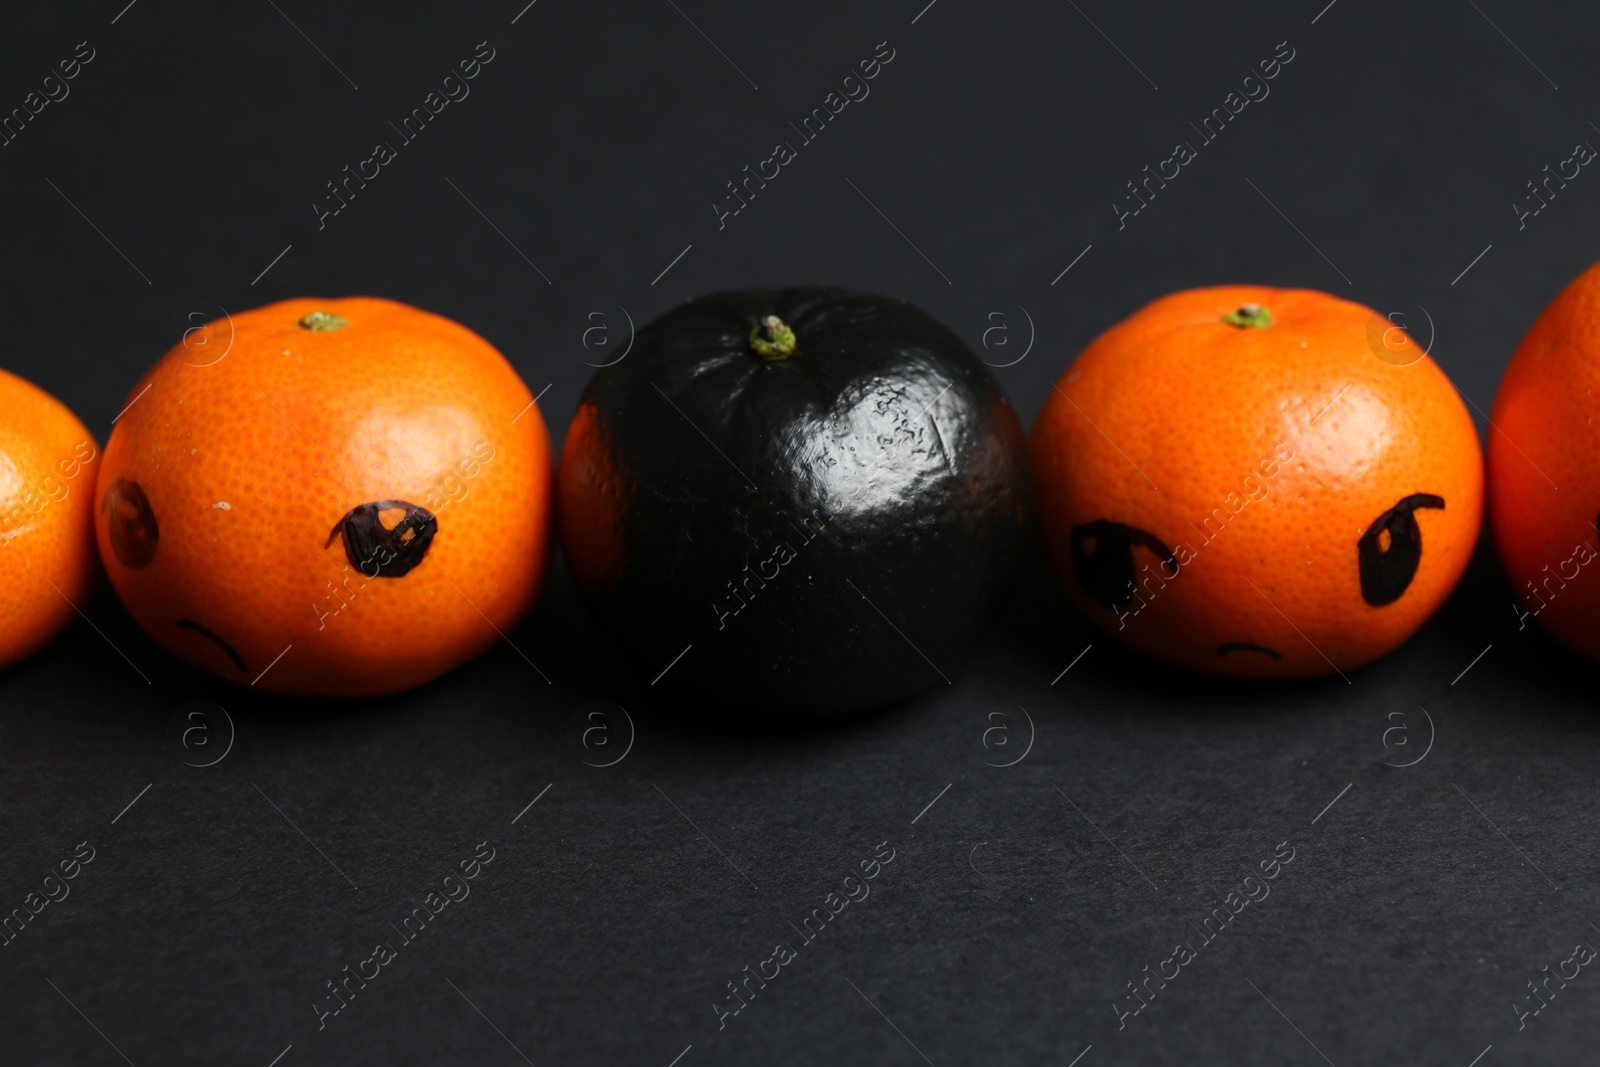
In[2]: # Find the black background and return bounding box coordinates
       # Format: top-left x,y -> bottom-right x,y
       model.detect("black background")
2,1 -> 1599,1064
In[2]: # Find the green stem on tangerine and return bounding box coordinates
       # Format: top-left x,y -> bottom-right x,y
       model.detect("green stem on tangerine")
298,311 -> 349,332
1221,303 -> 1273,329
749,314 -> 797,361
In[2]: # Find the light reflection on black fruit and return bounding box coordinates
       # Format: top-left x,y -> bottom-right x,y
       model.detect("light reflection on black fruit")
557,287 -> 1033,715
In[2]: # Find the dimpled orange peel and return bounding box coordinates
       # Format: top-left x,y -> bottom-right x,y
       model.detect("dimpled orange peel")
94,297 -> 553,697
1489,259 -> 1600,662
0,368 -> 101,670
1032,285 -> 1483,677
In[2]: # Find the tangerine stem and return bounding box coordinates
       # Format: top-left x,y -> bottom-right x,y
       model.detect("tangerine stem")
1222,303 -> 1273,329
298,311 -> 349,332
749,314 -> 797,360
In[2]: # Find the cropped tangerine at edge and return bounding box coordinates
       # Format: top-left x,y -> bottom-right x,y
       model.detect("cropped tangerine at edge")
0,368 -> 101,671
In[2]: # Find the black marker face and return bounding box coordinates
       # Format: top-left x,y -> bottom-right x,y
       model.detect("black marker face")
1357,493 -> 1445,606
1070,520 -> 1177,613
326,500 -> 437,578
176,618 -> 249,673
102,478 -> 159,568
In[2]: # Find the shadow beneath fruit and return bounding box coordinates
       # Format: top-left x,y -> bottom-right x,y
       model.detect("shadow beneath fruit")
983,549 -> 1347,717
61,574 -> 491,741
987,527 -> 1600,726
508,551 -> 954,751
58,523 -> 1597,761
1436,529 -> 1600,733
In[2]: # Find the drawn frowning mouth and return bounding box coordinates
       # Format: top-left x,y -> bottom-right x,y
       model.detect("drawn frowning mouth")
1216,641 -> 1282,661
177,618 -> 249,673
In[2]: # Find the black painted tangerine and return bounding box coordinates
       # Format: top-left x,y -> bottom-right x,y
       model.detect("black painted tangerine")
558,287 -> 1033,714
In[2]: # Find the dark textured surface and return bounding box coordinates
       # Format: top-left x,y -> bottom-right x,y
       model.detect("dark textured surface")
1,1 -> 1599,1064
562,286 -> 1032,714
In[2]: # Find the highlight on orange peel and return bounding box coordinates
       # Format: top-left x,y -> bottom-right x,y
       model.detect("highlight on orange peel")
94,297 -> 553,697
0,368 -> 101,671
1032,285 -> 1483,677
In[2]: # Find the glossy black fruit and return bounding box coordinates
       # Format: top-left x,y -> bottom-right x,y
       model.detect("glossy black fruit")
558,287 -> 1032,713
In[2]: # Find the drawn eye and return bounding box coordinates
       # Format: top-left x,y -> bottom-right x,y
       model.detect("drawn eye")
1357,494 -> 1445,606
101,477 -> 159,568
1070,520 -> 1177,613
325,499 -> 438,578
